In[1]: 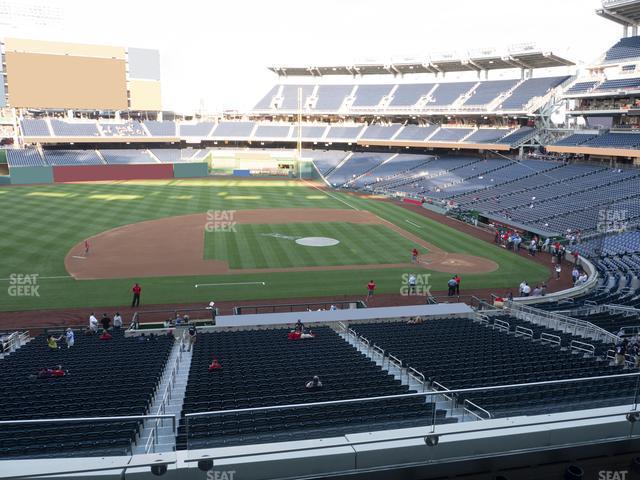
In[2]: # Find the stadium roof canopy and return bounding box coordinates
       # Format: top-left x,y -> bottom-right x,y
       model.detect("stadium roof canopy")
597,0 -> 640,25
269,49 -> 575,77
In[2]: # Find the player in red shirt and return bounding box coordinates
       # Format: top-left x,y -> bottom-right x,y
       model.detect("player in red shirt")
131,283 -> 142,308
411,248 -> 419,263
84,240 -> 89,256
367,280 -> 376,299
453,274 -> 461,295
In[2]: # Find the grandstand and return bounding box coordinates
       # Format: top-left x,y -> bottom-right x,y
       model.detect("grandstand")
4,2 -> 640,479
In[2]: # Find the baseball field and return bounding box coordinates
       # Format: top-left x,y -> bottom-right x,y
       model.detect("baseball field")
0,178 -> 550,312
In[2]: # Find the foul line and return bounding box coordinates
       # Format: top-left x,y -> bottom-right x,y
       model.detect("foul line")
195,281 -> 266,288
405,219 -> 422,228
0,275 -> 72,281
301,179 -> 359,211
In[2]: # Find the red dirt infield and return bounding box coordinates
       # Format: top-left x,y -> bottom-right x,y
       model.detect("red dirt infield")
64,208 -> 498,280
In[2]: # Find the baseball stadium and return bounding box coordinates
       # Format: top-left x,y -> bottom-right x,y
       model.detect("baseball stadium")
1,1 -> 640,479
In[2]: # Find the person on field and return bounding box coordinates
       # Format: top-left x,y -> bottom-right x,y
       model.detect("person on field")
447,277 -> 458,296
84,240 -> 90,256
131,283 -> 142,308
453,274 -> 461,295
367,280 -> 376,299
555,264 -> 562,280
408,274 -> 417,294
411,248 -> 419,263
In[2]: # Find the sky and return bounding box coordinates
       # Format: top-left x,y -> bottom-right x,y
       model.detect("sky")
0,0 -> 624,113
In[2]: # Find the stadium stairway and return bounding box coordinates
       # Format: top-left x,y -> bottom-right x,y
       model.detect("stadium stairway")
336,325 -> 470,422
133,337 -> 193,454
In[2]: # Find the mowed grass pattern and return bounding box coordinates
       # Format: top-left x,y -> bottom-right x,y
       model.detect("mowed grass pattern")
204,223 -> 419,268
0,179 -> 550,311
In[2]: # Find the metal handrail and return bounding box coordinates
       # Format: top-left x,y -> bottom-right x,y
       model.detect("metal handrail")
144,338 -> 184,454
540,332 -> 562,346
372,345 -> 385,362
408,367 -> 426,388
463,398 -> 493,420
0,414 -> 175,427
508,301 -> 618,344
515,326 -> 534,338
184,407 -> 640,464
493,319 -> 510,332
388,353 -> 403,369
185,371 -> 640,421
570,339 -> 595,356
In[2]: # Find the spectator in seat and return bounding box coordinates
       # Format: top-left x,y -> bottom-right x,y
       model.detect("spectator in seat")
630,342 -> 640,369
113,312 -> 123,330
287,330 -> 302,340
37,365 -> 67,379
300,330 -> 316,340
305,376 -> 323,390
65,328 -> 75,348
100,313 -> 111,332
294,319 -> 304,333
614,339 -> 628,366
99,329 -> 112,341
47,334 -> 62,350
89,313 -> 99,334
572,267 -> 580,284
208,357 -> 222,372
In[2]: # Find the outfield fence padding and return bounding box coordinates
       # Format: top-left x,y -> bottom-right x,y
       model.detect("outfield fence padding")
173,162 -> 208,178
10,166 -> 54,184
52,164 -> 174,182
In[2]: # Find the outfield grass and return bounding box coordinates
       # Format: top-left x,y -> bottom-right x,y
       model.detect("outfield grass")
0,179 -> 550,311
204,223 -> 419,268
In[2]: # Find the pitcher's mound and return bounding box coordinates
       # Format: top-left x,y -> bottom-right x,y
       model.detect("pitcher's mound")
295,237 -> 340,247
